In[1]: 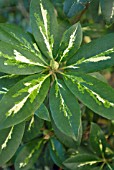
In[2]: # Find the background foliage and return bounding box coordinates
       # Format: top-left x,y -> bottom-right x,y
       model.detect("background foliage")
0,0 -> 114,170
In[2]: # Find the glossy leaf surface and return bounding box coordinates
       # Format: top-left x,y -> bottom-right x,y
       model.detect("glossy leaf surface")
30,0 -> 58,59
15,138 -> 43,170
0,74 -> 50,129
63,153 -> 100,170
64,72 -> 114,120
56,22 -> 82,62
50,79 -> 81,140
0,41 -> 46,75
68,33 -> 114,73
0,122 -> 25,166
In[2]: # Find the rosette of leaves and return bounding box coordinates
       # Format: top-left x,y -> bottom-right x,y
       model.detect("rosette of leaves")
0,0 -> 114,167
64,123 -> 114,170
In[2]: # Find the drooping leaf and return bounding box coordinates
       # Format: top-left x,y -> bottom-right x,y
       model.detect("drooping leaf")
63,153 -> 100,170
35,103 -> 50,121
90,123 -> 109,157
67,33 -> 114,73
64,72 -> 114,120
30,0 -> 58,59
49,79 -> 81,140
49,137 -> 66,168
100,0 -> 114,25
56,22 -> 82,62
23,115 -> 44,143
0,74 -> 50,129
0,122 -> 25,166
0,41 -> 47,75
14,138 -> 44,170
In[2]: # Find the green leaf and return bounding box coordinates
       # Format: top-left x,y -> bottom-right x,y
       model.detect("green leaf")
0,41 -> 46,75
63,0 -> 92,22
89,72 -> 107,83
0,122 -> 25,166
51,116 -> 81,149
100,0 -> 114,25
64,72 -> 114,120
90,123 -> 108,157
0,74 -> 25,100
56,22 -> 82,62
30,0 -> 58,59
0,24 -> 47,65
63,153 -> 100,170
14,138 -> 44,170
49,137 -> 66,168
0,74 -> 50,129
49,79 -> 81,140
67,33 -> 114,73
0,24 -> 34,50
35,103 -> 51,121
23,115 -> 44,143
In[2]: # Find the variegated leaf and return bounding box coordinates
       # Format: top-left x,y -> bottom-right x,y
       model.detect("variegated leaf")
49,138 -> 66,168
51,117 -> 82,149
63,153 -> 100,170
100,0 -> 114,25
30,0 -> 58,59
49,79 -> 81,140
0,122 -> 25,166
0,41 -> 47,75
15,138 -> 43,170
90,123 -> 108,157
64,72 -> 114,120
56,22 -> 82,62
0,73 -> 25,100
0,24 -> 47,65
0,74 -> 50,129
23,115 -> 44,143
67,33 -> 114,73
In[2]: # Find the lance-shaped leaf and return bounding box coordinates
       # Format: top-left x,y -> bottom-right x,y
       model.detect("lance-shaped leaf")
23,115 -> 44,143
49,137 -> 66,168
56,22 -> 82,62
0,24 -> 48,65
14,138 -> 44,170
30,0 -> 58,59
0,41 -> 47,75
67,33 -> 114,73
49,79 -> 81,140
0,74 -> 50,129
64,72 -> 114,120
35,103 -> 51,121
63,153 -> 100,170
0,122 -> 25,166
90,123 -> 109,157
100,0 -> 114,25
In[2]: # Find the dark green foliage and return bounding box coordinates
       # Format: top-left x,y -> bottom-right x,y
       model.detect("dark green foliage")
0,0 -> 114,169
